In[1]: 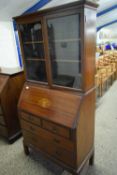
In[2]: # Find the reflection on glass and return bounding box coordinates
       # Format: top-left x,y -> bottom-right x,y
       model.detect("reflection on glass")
47,14 -> 81,89
20,22 -> 43,42
25,60 -> 47,82
19,21 -> 47,83
23,43 -> 44,59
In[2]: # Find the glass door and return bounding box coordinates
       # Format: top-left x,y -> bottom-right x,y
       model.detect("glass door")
47,14 -> 82,89
19,21 -> 47,82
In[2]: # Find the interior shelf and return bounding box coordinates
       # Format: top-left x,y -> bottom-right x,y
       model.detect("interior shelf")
24,41 -> 44,44
26,58 -> 45,61
51,38 -> 81,43
52,60 -> 81,63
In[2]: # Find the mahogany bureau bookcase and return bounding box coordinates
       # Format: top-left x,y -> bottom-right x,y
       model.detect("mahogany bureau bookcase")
0,67 -> 25,143
14,0 -> 98,174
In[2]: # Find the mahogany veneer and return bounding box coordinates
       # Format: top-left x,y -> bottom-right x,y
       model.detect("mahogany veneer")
15,0 -> 98,174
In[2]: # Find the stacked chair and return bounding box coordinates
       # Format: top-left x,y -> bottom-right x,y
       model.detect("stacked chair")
95,51 -> 117,97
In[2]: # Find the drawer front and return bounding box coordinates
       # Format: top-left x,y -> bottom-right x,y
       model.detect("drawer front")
0,115 -> 5,125
0,125 -> 7,137
23,131 -> 75,167
42,120 -> 70,139
21,112 -> 41,127
21,120 -> 74,151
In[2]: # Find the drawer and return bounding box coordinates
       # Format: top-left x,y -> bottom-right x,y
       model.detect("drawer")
0,125 -> 7,137
21,120 -> 74,151
21,112 -> 41,127
0,115 -> 5,125
42,120 -> 70,139
23,131 -> 75,167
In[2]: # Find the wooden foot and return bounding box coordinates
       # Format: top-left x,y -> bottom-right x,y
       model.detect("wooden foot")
8,131 -> 22,144
23,141 -> 29,155
89,152 -> 94,166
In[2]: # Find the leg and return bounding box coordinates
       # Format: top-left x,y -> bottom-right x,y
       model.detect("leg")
74,162 -> 89,175
23,140 -> 29,155
100,83 -> 103,97
114,72 -> 116,80
72,170 -> 81,175
89,152 -> 94,166
8,132 -> 22,144
110,75 -> 113,85
106,79 -> 108,90
73,173 -> 80,175
98,85 -> 101,97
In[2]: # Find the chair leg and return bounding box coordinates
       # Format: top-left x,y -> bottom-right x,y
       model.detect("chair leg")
101,83 -> 103,96
99,84 -> 102,97
106,80 -> 108,90
110,75 -> 113,85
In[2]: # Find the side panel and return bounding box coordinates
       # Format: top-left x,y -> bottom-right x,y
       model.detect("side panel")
76,89 -> 96,166
82,7 -> 97,92
1,73 -> 25,138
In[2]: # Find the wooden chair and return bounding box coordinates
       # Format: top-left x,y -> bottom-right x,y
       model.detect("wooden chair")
95,50 -> 117,97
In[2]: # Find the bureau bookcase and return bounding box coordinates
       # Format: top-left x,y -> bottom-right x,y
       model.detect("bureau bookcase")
14,0 -> 98,174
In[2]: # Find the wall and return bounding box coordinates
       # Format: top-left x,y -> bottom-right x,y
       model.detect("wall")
0,21 -> 19,68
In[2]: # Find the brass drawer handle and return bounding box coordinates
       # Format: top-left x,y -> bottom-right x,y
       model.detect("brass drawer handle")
52,127 -> 58,133
30,126 -> 35,131
53,138 -> 60,144
55,150 -> 61,156
28,116 -> 33,121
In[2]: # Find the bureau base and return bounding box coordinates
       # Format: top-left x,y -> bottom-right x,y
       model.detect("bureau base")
0,68 -> 24,143
23,140 -> 94,175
